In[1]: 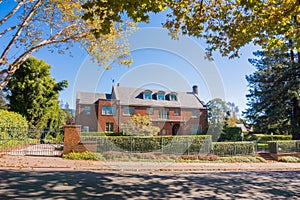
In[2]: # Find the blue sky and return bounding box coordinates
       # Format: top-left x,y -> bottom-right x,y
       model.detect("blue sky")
1,3 -> 260,115
38,12 -> 259,114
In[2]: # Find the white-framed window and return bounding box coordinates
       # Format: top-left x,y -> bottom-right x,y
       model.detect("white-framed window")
105,123 -> 114,132
82,126 -> 89,132
143,91 -> 152,99
157,92 -> 165,100
170,94 -> 177,101
84,106 -> 90,115
123,106 -> 135,116
174,109 -> 181,116
161,129 -> 169,135
192,110 -> 200,118
159,108 -> 169,119
147,107 -> 154,115
102,106 -> 116,115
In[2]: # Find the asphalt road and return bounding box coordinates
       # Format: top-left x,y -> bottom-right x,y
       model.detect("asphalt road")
0,170 -> 299,199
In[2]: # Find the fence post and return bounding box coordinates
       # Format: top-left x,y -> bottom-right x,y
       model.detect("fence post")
254,141 -> 258,153
276,141 -> 279,154
161,136 -> 164,154
63,125 -> 82,154
234,142 -> 237,156
130,136 -> 132,154
187,141 -> 189,155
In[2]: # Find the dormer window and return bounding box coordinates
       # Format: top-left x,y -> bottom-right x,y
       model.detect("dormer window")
143,90 -> 152,99
157,91 -> 165,100
169,93 -> 177,101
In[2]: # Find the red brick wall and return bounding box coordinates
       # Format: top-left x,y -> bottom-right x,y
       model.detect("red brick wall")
75,102 -> 98,132
63,125 -> 83,154
96,100 -> 208,135
97,100 -> 119,132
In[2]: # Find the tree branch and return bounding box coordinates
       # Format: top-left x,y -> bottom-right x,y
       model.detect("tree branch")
0,31 -> 87,90
0,24 -> 20,38
0,0 -> 25,26
0,0 -> 42,65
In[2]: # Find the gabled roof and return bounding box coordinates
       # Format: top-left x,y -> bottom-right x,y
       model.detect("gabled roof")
112,86 -> 205,109
76,91 -> 111,104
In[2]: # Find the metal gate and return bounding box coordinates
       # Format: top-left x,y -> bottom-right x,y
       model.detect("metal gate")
0,127 -> 63,157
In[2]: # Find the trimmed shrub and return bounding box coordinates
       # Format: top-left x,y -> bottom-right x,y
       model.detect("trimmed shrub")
0,110 -> 28,140
278,156 -> 300,163
102,151 -> 178,161
62,151 -> 104,160
80,132 -> 123,136
179,154 -> 219,161
268,140 -> 300,153
212,142 -> 255,156
219,156 -> 266,163
0,110 -> 28,128
80,135 -> 212,154
246,134 -> 292,141
219,127 -> 242,141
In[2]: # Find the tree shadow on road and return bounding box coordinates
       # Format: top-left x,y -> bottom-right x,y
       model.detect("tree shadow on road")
0,170 -> 299,199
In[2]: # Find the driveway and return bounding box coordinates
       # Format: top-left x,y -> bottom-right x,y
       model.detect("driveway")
0,170 -> 299,199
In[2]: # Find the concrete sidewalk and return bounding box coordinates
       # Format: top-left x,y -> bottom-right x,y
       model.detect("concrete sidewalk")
0,155 -> 299,172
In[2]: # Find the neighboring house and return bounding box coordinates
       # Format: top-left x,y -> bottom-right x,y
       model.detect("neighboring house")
76,85 -> 208,135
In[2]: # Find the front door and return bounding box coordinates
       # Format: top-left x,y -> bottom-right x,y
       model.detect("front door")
172,124 -> 180,136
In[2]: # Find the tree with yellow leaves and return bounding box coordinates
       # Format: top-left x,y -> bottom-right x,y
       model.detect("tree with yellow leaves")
1,0 -> 299,90
0,0 -> 136,89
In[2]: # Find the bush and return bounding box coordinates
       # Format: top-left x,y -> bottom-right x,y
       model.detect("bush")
80,132 -> 123,136
44,131 -> 64,143
102,151 -> 178,161
219,127 -> 242,141
246,134 -> 292,141
62,151 -> 104,160
80,135 -> 212,154
212,142 -> 255,156
268,140 -> 300,153
278,156 -> 300,163
179,154 -> 219,161
0,110 -> 28,128
219,156 -> 266,163
0,110 -> 28,141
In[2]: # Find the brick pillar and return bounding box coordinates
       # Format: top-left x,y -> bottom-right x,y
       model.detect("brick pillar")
63,125 -> 82,154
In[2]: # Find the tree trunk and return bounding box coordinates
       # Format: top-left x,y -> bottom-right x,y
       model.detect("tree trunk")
291,51 -> 300,140
291,97 -> 300,140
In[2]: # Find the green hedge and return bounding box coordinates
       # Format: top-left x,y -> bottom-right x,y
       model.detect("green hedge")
80,132 -> 123,136
212,142 -> 255,156
80,135 -> 212,154
268,140 -> 300,153
0,110 -> 28,128
219,127 -> 243,141
246,134 -> 292,141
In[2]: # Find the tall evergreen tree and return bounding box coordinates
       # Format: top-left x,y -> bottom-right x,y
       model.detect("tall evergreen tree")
244,50 -> 300,139
5,57 -> 68,129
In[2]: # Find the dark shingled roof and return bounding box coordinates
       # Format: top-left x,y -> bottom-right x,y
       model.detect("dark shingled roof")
77,86 -> 205,109
76,91 -> 111,104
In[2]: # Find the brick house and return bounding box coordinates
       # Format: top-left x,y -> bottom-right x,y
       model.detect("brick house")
75,85 -> 207,135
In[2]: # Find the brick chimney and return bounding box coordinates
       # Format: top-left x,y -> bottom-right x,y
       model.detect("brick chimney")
192,85 -> 198,95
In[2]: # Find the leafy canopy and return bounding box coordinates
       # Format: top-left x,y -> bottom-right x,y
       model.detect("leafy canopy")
1,0 -> 299,89
5,57 -> 67,129
244,50 -> 300,139
84,0 -> 300,58
0,109 -> 28,128
0,0 -> 136,89
121,114 -> 160,136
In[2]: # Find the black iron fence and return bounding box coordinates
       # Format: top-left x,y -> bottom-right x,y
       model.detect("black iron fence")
80,135 -> 258,156
268,140 -> 300,154
0,126 -> 63,156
